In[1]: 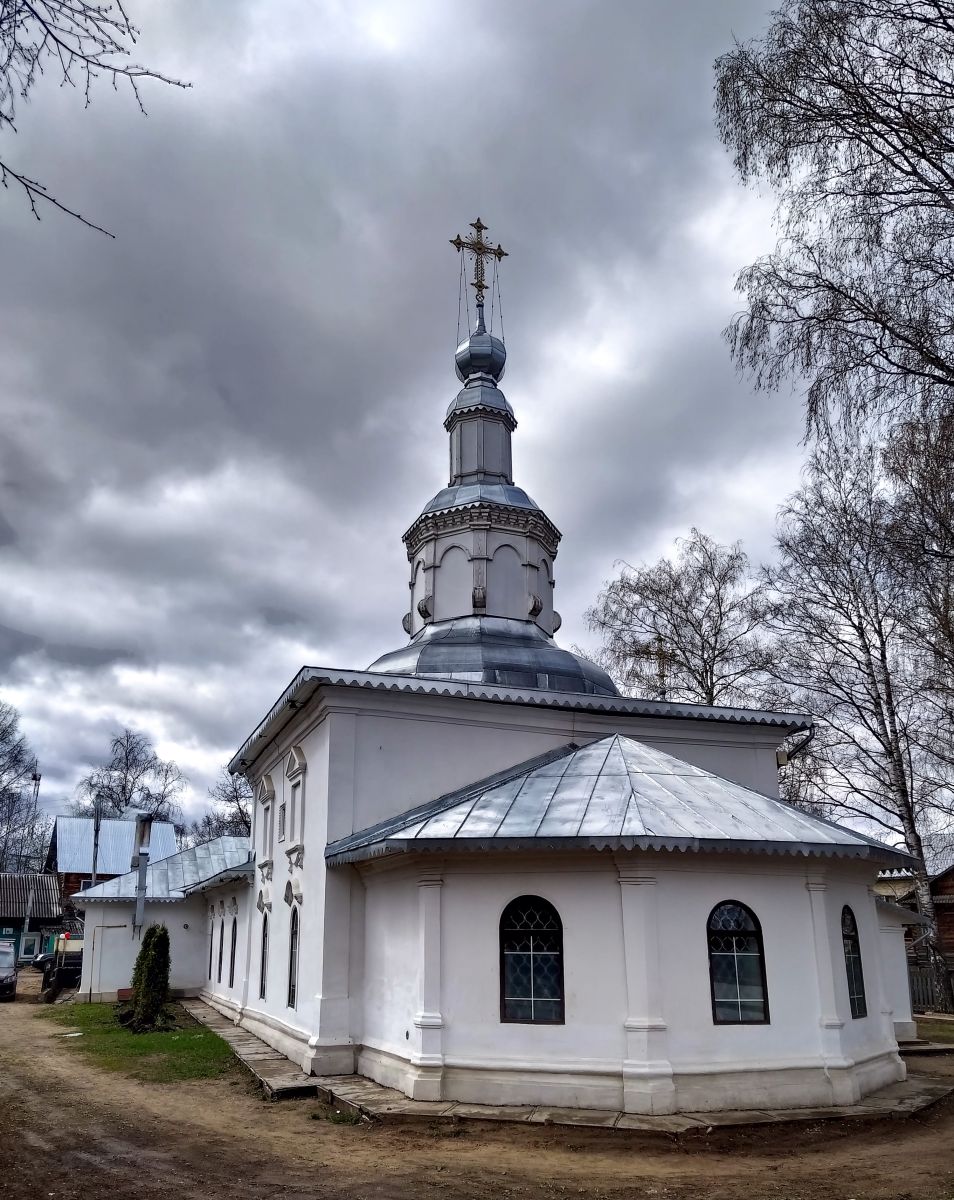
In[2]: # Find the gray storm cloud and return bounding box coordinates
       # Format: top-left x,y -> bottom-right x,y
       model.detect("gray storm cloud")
0,0 -> 803,815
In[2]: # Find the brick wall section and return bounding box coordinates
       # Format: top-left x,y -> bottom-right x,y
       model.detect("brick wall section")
59,872 -> 119,899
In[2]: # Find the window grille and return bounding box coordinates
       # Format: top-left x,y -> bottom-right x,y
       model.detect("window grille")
278,802 -> 286,843
217,919 -> 224,985
707,901 -> 769,1024
287,906 -> 299,1009
208,920 -> 214,981
500,895 -> 564,1024
259,912 -> 269,1000
842,906 -> 867,1019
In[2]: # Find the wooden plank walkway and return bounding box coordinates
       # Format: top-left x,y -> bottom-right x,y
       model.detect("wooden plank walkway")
181,998 -> 320,1099
181,999 -> 954,1127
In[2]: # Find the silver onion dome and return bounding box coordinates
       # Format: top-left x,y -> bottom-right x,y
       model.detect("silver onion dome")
368,617 -> 619,695
455,317 -> 507,383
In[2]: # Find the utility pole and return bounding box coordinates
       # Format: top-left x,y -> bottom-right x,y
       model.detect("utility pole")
90,792 -> 103,891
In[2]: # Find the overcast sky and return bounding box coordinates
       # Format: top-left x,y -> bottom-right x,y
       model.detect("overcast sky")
0,0 -> 806,819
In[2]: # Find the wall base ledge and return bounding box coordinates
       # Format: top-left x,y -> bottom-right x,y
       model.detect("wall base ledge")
354,1045 -> 906,1114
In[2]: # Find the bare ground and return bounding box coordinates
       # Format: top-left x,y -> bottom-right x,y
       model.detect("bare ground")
2,993 -> 954,1200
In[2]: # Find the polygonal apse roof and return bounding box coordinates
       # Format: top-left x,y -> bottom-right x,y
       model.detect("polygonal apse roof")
325,735 -> 911,868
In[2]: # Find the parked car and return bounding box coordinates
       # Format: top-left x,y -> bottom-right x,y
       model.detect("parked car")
0,942 -> 17,1001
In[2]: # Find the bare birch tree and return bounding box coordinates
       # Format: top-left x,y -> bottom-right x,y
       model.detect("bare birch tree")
585,528 -> 774,706
187,768 -> 252,846
0,699 -> 48,871
766,438 -> 952,979
715,0 -> 954,433
74,727 -> 185,823
1,1 -> 188,233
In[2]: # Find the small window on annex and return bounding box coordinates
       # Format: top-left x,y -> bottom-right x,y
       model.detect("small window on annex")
707,901 -> 769,1024
842,906 -> 867,1019
228,917 -> 238,988
500,895 -> 564,1024
259,912 -> 269,1000
287,907 -> 299,1009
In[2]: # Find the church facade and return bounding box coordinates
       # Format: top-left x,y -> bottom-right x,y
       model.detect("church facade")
80,223 -> 916,1114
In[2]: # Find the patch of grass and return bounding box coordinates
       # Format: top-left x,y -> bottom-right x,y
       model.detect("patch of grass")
917,1018 -> 954,1044
36,1002 -> 237,1082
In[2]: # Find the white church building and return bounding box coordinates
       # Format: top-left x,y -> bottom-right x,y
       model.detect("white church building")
80,222 -> 917,1115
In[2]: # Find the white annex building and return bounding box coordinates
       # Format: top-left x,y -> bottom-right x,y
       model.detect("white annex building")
81,222 -> 918,1115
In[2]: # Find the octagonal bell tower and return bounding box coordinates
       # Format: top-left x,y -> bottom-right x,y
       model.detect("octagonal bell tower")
368,220 -> 617,696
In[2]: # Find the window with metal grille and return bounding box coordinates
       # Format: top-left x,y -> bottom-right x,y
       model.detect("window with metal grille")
278,802 -> 286,842
259,912 -> 268,1000
287,906 -> 299,1009
500,895 -> 564,1024
228,917 -> 238,988
707,901 -> 769,1024
217,919 -> 224,984
842,905 -> 867,1019
208,919 -> 214,981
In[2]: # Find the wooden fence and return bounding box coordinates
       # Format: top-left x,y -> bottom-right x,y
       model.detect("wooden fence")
909,966 -> 954,1014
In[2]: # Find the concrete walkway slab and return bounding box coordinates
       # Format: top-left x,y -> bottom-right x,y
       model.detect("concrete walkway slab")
180,999 -> 954,1129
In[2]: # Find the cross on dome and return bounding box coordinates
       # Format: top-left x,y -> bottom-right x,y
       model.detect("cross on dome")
449,217 -> 508,304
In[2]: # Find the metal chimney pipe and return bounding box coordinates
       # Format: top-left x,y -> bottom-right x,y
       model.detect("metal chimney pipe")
132,814 -> 153,932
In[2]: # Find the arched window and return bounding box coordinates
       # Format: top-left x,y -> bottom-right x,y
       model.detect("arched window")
208,919 -> 214,981
217,919 -> 224,984
842,906 -> 867,1019
500,895 -> 564,1024
259,912 -> 269,1000
287,906 -> 299,1009
228,917 -> 238,989
707,901 -> 769,1024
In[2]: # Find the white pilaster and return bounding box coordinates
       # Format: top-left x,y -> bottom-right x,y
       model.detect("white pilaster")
409,870 -> 444,1101
805,875 -> 857,1101
617,864 -> 675,1114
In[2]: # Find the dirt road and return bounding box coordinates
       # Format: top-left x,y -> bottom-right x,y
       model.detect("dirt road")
2,999 -> 954,1200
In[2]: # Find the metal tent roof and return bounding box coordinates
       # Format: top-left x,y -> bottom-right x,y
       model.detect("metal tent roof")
80,837 -> 251,903
47,816 -> 178,875
326,735 -> 912,869
0,873 -> 61,920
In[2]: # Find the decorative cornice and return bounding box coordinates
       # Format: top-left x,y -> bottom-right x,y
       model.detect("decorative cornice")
404,501 -> 561,558
443,401 -> 517,433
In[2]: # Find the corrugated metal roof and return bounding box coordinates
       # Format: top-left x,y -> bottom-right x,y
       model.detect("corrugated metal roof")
48,816 -> 178,875
230,666 -> 812,772
80,837 -> 251,902
0,873 -> 61,920
326,735 -> 912,869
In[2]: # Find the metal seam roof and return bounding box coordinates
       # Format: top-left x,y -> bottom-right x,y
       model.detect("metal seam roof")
80,837 -> 251,902
325,735 -> 912,869
229,666 -> 812,772
48,817 -> 178,876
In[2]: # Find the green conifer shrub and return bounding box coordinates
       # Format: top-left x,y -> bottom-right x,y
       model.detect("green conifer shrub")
130,923 -> 171,1031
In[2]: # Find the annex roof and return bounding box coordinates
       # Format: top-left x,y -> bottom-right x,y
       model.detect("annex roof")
326,735 -> 912,869
80,837 -> 251,903
0,873 -> 61,920
45,816 -> 178,876
229,666 -> 812,772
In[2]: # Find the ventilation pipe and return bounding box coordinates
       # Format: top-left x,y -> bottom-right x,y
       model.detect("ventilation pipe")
132,814 -> 153,932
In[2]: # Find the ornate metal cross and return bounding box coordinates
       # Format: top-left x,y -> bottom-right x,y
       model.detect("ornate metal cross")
450,218 -> 507,303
